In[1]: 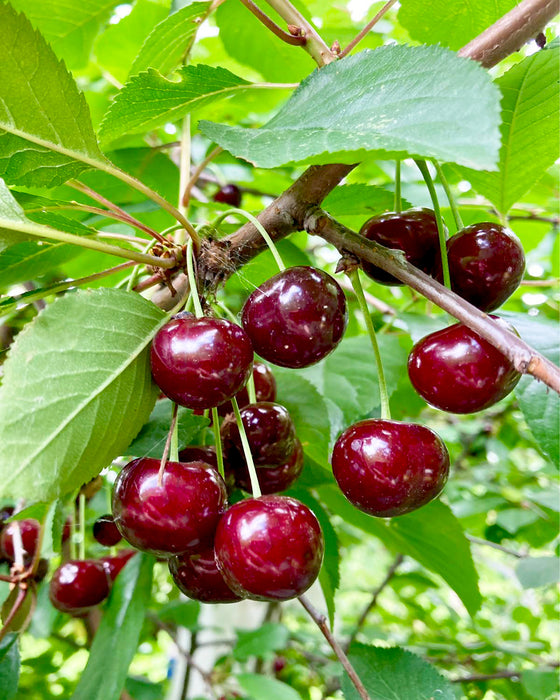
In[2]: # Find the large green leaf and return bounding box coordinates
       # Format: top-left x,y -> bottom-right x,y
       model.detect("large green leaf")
342,643 -> 455,700
516,557 -> 560,589
398,0 -> 519,51
130,2 -> 211,77
459,47 -> 560,213
99,65 -> 253,144
72,553 -> 154,700
0,2 -> 105,188
200,45 -> 501,170
95,0 -> 171,84
0,288 -> 166,502
0,634 -> 19,700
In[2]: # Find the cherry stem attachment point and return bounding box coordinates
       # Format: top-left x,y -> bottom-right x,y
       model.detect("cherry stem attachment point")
433,160 -> 464,232
415,159 -> 451,289
348,270 -> 391,420
394,159 -> 402,213
185,238 -> 204,318
78,493 -> 86,560
211,408 -> 226,481
214,208 -> 286,272
231,396 -> 261,498
159,403 -> 179,486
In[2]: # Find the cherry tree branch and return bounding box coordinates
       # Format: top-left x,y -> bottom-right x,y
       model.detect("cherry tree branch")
238,0 -> 307,46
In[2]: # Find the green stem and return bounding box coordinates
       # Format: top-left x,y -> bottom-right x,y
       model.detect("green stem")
348,270 -> 391,420
185,238 -> 204,318
246,373 -> 257,404
211,408 -> 226,480
177,114 -> 191,243
159,403 -> 179,485
78,493 -> 86,560
394,160 -> 402,212
213,208 -> 286,272
231,397 -> 261,498
414,159 -> 451,289
127,240 -> 157,292
433,161 -> 464,231
170,409 -> 179,463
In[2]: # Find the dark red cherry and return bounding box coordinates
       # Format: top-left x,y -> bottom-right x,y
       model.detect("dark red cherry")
93,514 -> 122,547
332,419 -> 449,517
241,266 -> 347,369
169,547 -> 243,603
214,495 -> 324,601
441,223 -> 525,311
100,549 -> 137,582
49,559 -> 111,615
213,184 -> 242,208
232,438 -> 304,495
178,445 -> 235,491
359,208 -> 442,285
221,402 -> 296,466
0,519 -> 40,564
150,313 -> 253,410
33,558 -> 49,583
112,458 -> 227,557
217,362 -> 277,416
408,320 -> 521,413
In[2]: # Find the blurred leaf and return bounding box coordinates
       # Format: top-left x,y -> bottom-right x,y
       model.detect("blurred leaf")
0,180 -> 32,250
234,623 -> 289,661
157,599 -> 200,629
237,673 -> 303,700
516,557 -> 560,589
0,634 -> 19,700
522,669 -> 560,699
323,184 -> 410,218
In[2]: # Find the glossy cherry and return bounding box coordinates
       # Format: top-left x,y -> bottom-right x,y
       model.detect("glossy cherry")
213,184 -> 242,208
112,458 -> 227,557
217,362 -> 277,416
178,445 -> 235,491
241,266 -> 347,368
0,518 -> 40,564
232,437 -> 304,495
408,320 -> 521,413
93,514 -> 122,547
169,547 -> 243,604
49,559 -> 111,615
150,313 -> 253,410
359,208 -> 442,285
332,419 -> 449,517
100,549 -> 137,582
214,495 -> 324,601
441,222 -> 525,311
221,402 -> 297,466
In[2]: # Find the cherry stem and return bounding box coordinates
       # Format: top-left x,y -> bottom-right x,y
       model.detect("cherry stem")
78,493 -> 86,560
298,595 -> 372,700
185,238 -> 204,318
214,208 -> 286,272
348,270 -> 391,420
170,409 -> 179,463
211,408 -> 226,480
231,397 -> 261,498
394,159 -> 402,213
433,161 -> 464,231
246,373 -> 257,404
127,240 -> 157,292
238,0 -> 307,46
414,159 -> 451,289
158,403 -> 179,485
177,114 -> 191,244
69,490 -> 79,560
0,586 -> 28,645
182,146 -> 223,209
339,0 -> 398,58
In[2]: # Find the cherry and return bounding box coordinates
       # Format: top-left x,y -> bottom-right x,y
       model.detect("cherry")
178,445 -> 235,491
0,519 -> 40,565
169,547 -> 243,603
100,549 -> 137,582
49,559 -> 111,615
150,313 -> 253,410
93,514 -> 122,547
214,495 -> 324,601
241,266 -> 347,368
112,458 -> 227,557
407,320 -> 521,413
221,402 -> 297,466
231,438 -> 304,495
217,362 -> 277,417
332,419 -> 449,517
359,208 -> 442,285
440,222 -> 525,311
213,184 -> 242,208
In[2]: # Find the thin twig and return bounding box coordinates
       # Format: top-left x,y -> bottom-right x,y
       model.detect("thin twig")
182,146 -> 223,208
451,666 -> 560,683
339,0 -> 399,58
238,0 -> 306,45
467,535 -> 527,558
298,595 -> 371,700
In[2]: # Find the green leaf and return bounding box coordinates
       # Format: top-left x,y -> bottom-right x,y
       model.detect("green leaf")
516,557 -> 560,589
274,370 -> 332,468
0,179 -> 30,249
500,312 -> 560,465
95,0 -> 172,84
341,643 -> 455,700
398,0 -> 519,51
458,47 -> 560,213
71,553 -> 154,700
234,623 -> 290,662
8,0 -> 120,69
0,288 -> 166,502
200,45 -> 501,170
322,184 -> 411,218
0,634 -> 20,700
236,673 -> 303,700
0,2 -> 104,188
126,400 -> 209,458
99,65 -> 252,145
522,669 -> 560,700
157,600 -> 200,629
130,2 -> 211,77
